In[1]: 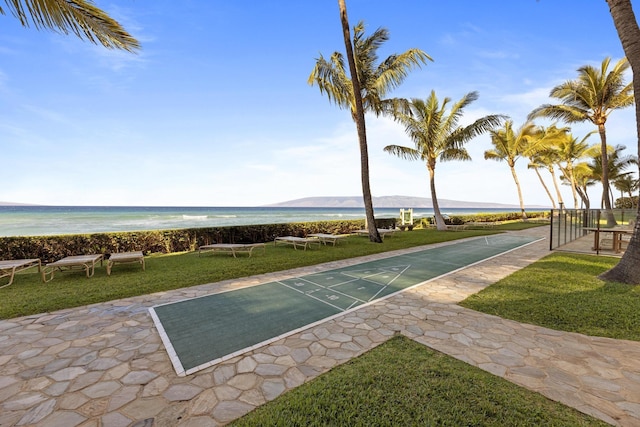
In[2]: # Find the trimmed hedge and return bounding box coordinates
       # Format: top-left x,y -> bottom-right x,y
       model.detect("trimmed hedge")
0,213 -> 543,262
0,219 -> 381,262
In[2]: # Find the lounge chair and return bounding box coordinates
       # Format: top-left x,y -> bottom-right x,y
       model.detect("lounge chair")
107,251 -> 145,275
198,243 -> 266,258
352,229 -> 397,240
43,254 -> 104,282
274,236 -> 321,250
307,233 -> 349,246
0,259 -> 44,288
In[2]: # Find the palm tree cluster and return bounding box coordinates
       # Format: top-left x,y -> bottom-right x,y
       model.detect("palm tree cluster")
9,0 -> 640,281
313,0 -> 639,283
310,16 -> 638,230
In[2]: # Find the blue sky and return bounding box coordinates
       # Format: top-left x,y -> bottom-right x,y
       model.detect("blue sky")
1,0 -> 637,207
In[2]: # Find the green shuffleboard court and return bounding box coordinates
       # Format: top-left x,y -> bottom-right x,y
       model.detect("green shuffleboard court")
150,234 -> 540,376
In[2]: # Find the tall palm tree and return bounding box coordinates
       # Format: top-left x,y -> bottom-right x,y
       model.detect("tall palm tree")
310,11 -> 432,242
568,162 -> 597,209
526,125 -> 571,209
528,57 -> 633,226
1,0 -> 139,51
553,131 -> 598,209
527,151 -> 559,209
589,144 -> 636,209
601,0 -> 640,284
485,121 -> 542,220
613,173 -> 639,208
383,91 -> 505,230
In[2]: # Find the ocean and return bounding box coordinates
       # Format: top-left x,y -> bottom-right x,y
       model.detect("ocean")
0,205 -> 523,237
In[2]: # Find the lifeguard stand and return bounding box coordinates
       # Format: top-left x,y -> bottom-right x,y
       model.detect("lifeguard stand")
400,208 -> 413,226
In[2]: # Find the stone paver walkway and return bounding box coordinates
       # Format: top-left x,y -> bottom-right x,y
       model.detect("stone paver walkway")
1,228 -> 639,426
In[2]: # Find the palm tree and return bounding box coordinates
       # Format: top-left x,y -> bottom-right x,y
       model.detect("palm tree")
528,57 -> 633,226
553,131 -> 598,208
485,121 -> 542,220
310,11 -> 432,242
599,0 -> 640,283
1,0 -> 139,51
526,125 -> 571,209
590,144 -> 636,209
613,173 -> 639,208
528,151 -> 559,209
568,162 -> 597,209
383,91 -> 505,230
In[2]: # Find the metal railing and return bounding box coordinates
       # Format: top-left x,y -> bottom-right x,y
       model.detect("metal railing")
550,208 -> 636,251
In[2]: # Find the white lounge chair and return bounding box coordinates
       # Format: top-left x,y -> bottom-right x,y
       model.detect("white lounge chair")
107,251 -> 145,275
307,233 -> 349,246
0,259 -> 44,288
352,229 -> 397,240
44,254 -> 104,282
198,243 -> 265,258
274,236 -> 321,250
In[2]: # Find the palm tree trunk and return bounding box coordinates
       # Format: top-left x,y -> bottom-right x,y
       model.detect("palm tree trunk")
548,167 -> 564,208
600,0 -> 640,284
598,123 -> 618,226
428,166 -> 447,231
510,165 -> 527,220
535,167 -> 556,209
564,164 -> 580,209
338,0 -> 381,243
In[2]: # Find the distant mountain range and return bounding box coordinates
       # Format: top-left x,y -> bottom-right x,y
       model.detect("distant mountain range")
265,195 -> 545,209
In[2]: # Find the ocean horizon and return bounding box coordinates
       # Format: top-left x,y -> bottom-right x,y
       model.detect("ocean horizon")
0,205 -> 537,238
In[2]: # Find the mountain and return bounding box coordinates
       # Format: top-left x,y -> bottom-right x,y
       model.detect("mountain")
0,201 -> 36,206
265,195 -> 541,209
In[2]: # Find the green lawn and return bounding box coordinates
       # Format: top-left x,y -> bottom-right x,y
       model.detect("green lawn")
229,335 -> 607,427
1,227 -> 513,319
460,252 -> 640,341
3,222 -> 633,425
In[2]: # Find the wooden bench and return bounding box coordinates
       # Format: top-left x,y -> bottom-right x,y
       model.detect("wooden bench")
198,243 -> 266,258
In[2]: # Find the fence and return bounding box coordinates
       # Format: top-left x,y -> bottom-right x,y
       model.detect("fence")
550,208 -> 636,252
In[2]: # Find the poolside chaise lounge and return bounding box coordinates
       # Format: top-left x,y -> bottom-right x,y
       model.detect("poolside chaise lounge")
43,254 -> 104,282
352,228 -> 398,240
198,243 -> 266,258
274,236 -> 321,251
307,233 -> 349,246
107,251 -> 145,275
0,259 -> 44,288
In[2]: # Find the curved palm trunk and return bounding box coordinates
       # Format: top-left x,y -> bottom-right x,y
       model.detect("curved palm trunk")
534,167 -> 556,209
563,164 -> 580,209
548,167 -> 564,208
601,0 -> 640,284
338,0 -> 381,243
510,164 -> 527,220
576,186 -> 591,209
428,166 -> 447,231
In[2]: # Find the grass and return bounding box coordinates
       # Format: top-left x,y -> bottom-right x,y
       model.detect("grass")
1,227 -> 518,319
3,221 -> 632,425
460,252 -> 640,341
229,335 -> 607,427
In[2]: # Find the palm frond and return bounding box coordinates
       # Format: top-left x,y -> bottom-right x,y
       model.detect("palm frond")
1,0 -> 140,51
383,144 -> 421,161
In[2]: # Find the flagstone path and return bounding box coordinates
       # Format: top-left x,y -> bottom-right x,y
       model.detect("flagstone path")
1,227 -> 639,426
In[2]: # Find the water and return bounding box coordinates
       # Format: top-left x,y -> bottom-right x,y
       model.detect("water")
0,206 -> 521,237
